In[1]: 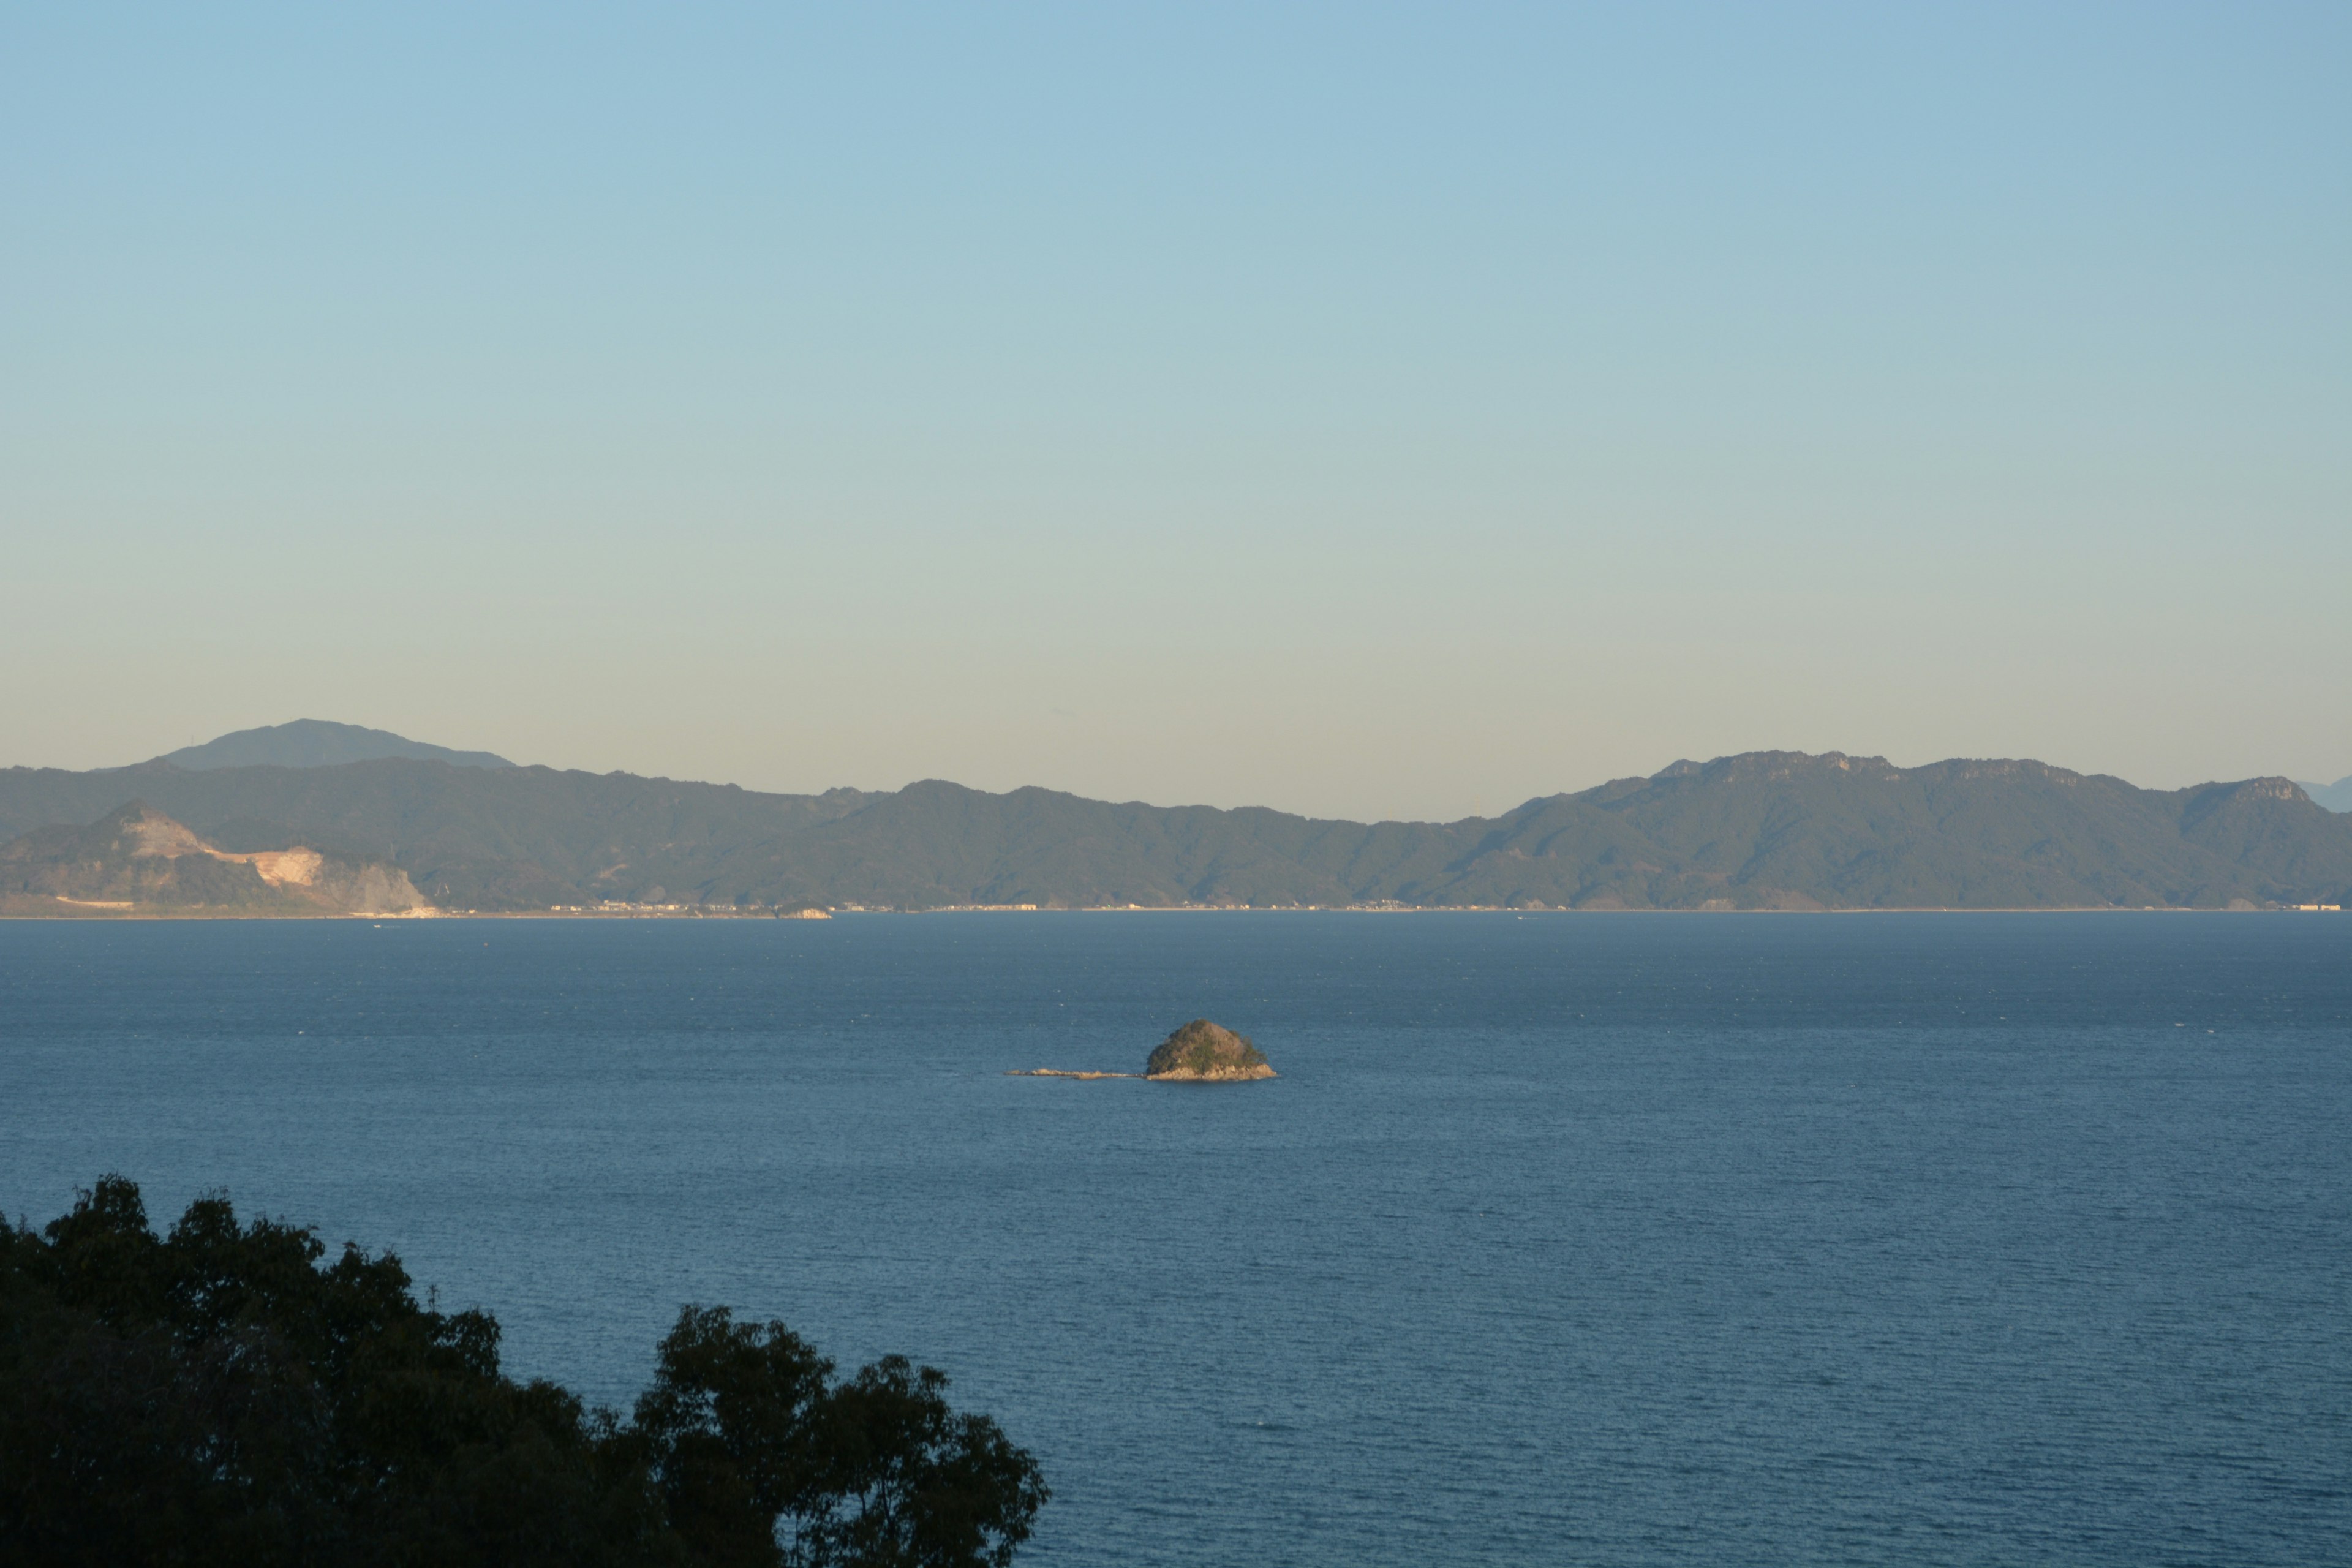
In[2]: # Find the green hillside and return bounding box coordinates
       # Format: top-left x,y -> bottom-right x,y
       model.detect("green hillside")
2,750 -> 2348,912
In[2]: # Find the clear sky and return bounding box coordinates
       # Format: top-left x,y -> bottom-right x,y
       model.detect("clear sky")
4,3 -> 2346,821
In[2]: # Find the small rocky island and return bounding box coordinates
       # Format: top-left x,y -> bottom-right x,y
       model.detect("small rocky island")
1144,1019 -> 1277,1082
1007,1018 -> 1278,1082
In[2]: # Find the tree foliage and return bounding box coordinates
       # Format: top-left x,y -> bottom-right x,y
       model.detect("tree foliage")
0,1179 -> 1045,1567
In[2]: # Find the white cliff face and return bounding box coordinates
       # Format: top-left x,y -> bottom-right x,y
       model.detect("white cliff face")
245,848 -> 324,886
130,805 -> 431,911
120,807 -> 320,885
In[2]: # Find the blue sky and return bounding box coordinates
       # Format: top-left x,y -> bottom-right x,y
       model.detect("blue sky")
4,3 -> 2345,818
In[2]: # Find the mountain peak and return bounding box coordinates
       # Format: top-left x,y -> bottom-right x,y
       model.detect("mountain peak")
156,720 -> 512,772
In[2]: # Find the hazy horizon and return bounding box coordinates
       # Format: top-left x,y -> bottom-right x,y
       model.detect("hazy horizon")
5,4 -> 2346,821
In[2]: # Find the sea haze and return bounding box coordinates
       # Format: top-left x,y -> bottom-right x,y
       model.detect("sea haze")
2,913 -> 2348,1566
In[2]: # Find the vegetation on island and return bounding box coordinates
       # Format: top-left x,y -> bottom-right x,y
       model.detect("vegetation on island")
1144,1020 -> 1276,1081
0,1179 -> 1046,1567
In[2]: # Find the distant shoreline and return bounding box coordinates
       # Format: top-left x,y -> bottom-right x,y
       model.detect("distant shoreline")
1,903 -> 2339,921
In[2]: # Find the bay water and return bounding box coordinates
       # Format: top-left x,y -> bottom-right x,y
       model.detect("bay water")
2,913 -> 2347,1564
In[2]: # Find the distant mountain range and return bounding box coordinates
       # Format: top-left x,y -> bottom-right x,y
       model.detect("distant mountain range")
3,726 -> 2349,913
157,719 -> 513,772
2297,774 -> 2352,813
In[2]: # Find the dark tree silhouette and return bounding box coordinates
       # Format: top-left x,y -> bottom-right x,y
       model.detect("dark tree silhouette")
0,1179 -> 1045,1568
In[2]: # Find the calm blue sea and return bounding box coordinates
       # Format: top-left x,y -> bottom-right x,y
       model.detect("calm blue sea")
2,913 -> 2348,1565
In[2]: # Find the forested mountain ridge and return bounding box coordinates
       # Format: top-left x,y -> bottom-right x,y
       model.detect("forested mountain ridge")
1,748 -> 2346,912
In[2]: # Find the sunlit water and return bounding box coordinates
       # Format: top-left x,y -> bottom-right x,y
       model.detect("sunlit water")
4,913 -> 2348,1566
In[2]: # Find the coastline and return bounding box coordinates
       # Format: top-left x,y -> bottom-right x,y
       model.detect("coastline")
0,903 -> 2339,921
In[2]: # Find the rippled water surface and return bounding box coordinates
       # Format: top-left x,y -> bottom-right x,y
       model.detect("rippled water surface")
4,913 -> 2349,1565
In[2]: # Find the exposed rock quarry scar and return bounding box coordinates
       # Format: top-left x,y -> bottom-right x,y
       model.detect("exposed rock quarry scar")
243,848 -> 323,887
126,813 -> 324,887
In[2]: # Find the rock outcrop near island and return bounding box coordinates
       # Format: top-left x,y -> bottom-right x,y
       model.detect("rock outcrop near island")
1144,1020 -> 1277,1082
